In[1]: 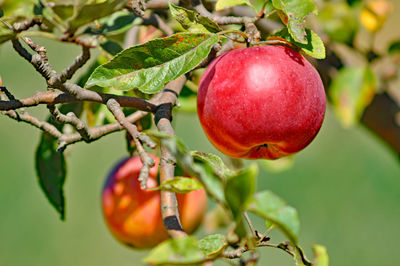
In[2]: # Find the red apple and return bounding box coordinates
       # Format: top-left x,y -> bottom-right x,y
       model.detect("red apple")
102,155 -> 207,248
197,45 -> 326,159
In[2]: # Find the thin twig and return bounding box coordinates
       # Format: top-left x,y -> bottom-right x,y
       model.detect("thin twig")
243,212 -> 259,239
23,37 -> 49,63
191,0 -> 257,25
47,104 -> 91,142
12,18 -> 41,32
58,45 -> 91,83
0,87 -> 62,138
58,110 -> 149,151
11,39 -> 53,80
221,242 -> 284,259
1,109 -> 62,139
106,98 -> 155,189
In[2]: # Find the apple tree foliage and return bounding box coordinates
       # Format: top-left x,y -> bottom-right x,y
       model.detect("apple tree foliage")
0,0 -> 399,265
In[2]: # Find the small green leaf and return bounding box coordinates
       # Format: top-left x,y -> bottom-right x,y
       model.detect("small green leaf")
388,40 -> 400,54
153,177 -> 204,193
84,11 -> 142,36
52,4 -> 74,21
192,151 -> 235,179
270,28 -> 326,59
271,0 -> 317,43
86,33 -> 219,94
252,0 -> 275,14
329,66 -> 377,127
225,164 -> 258,220
216,0 -> 253,11
34,102 -> 83,220
35,133 -> 66,220
169,2 -> 221,33
0,25 -> 16,45
0,8 -> 4,18
313,245 -> 329,266
68,0 -> 130,32
248,190 -> 300,244
192,162 -> 226,204
198,234 -> 228,257
100,40 -> 123,56
142,237 -> 206,265
146,131 -> 226,204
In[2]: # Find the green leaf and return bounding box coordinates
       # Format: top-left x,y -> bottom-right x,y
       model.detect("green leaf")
329,66 -> 377,127
271,0 -> 317,43
100,40 -> 123,56
271,28 -> 326,59
192,162 -> 226,204
169,2 -> 221,33
142,237 -> 206,265
35,133 -> 66,220
388,40 -> 400,54
198,234 -> 228,257
152,176 -> 204,193
86,33 -> 219,94
252,0 -> 275,14
52,4 -> 74,21
225,164 -> 257,220
84,10 -> 142,36
0,25 -> 15,45
0,0 -> 35,20
313,245 -> 329,266
146,131 -> 226,204
68,0 -> 130,32
192,151 -> 234,179
248,190 -> 300,244
34,102 -> 83,220
0,8 -> 4,18
216,0 -> 253,11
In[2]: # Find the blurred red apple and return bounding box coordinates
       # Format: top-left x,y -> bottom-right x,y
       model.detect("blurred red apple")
197,45 -> 326,159
102,155 -> 207,248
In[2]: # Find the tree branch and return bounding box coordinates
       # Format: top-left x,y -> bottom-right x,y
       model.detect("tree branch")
0,88 -> 62,139
0,90 -> 157,112
155,76 -> 187,238
191,0 -> 257,25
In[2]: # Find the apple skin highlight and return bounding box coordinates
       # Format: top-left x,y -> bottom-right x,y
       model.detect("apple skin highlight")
197,45 -> 326,159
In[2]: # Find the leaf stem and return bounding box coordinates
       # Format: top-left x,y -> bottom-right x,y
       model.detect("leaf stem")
218,30 -> 248,42
18,31 -> 61,41
243,212 -> 258,239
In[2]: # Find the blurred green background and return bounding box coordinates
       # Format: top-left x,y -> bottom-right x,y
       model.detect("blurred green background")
1,2 -> 400,266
